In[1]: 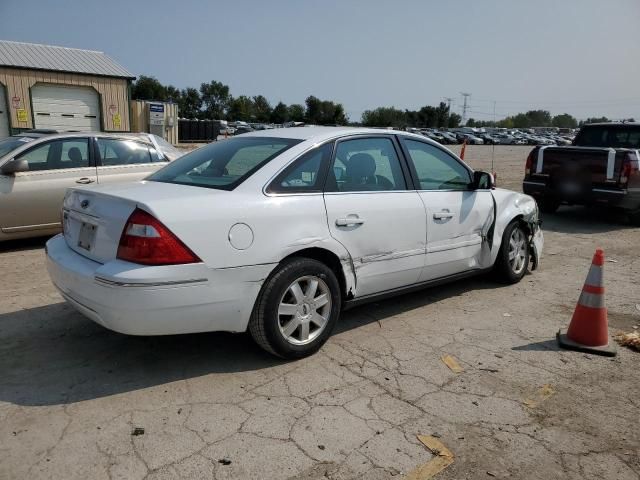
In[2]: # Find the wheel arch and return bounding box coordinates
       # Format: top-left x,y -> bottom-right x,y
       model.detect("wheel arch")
278,246 -> 355,301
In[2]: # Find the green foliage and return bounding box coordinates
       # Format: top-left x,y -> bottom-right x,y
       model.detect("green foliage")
447,112 -> 462,128
131,76 -> 168,101
361,107 -> 407,128
199,80 -> 231,119
288,104 -> 306,122
304,96 -> 348,125
579,116 -> 609,126
177,87 -> 202,119
228,95 -> 254,121
551,113 -> 578,128
270,102 -> 289,124
252,95 -> 272,123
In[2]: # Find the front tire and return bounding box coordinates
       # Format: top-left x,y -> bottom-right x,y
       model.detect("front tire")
249,257 -> 341,359
495,221 -> 530,284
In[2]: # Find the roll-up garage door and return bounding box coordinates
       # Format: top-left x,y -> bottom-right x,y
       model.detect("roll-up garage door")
0,85 -> 9,139
31,84 -> 101,132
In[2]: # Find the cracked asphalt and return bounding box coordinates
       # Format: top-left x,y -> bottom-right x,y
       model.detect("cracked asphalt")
1,146 -> 639,480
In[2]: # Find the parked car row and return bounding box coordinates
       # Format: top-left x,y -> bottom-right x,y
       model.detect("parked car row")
410,127 -> 575,147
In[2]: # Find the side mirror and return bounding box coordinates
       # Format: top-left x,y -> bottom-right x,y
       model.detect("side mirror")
473,171 -> 495,190
0,158 -> 29,175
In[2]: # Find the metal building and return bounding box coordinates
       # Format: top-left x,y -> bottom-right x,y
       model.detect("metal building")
0,40 -> 134,138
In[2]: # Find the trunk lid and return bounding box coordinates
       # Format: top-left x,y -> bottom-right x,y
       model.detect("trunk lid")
532,146 -> 626,191
62,181 -> 227,264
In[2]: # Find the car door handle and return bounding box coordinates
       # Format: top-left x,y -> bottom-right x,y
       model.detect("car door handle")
336,217 -> 365,226
433,211 -> 454,220
75,177 -> 95,184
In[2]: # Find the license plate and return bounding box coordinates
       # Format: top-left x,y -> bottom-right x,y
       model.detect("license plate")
77,222 -> 97,251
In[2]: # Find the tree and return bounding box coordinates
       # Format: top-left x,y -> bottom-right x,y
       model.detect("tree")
270,102 -> 289,124
252,95 -> 272,123
435,102 -> 450,128
447,112 -> 462,128
304,96 -> 322,124
288,104 -> 305,122
178,87 -> 202,119
552,113 -> 578,129
131,75 -> 167,101
228,95 -> 254,121
199,80 -> 231,119
361,107 -> 407,128
466,118 -> 476,127
580,116 -> 609,126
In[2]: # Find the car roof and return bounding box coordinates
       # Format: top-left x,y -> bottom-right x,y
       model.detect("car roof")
240,126 -> 411,143
7,131 -> 153,142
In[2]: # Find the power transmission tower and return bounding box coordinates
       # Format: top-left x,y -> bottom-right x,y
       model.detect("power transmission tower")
444,97 -> 454,111
460,92 -> 471,125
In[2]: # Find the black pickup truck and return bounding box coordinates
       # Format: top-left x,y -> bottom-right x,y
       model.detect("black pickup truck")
523,122 -> 640,224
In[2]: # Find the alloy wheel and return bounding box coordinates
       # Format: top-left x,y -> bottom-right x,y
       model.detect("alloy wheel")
508,227 -> 528,275
277,275 -> 332,345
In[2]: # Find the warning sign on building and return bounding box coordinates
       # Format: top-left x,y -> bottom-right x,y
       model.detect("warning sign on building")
17,109 -> 28,122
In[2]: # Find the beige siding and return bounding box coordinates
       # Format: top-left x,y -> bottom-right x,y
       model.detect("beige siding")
131,100 -> 179,145
0,67 -> 130,131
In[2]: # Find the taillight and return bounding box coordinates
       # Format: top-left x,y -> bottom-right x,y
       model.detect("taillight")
620,152 -> 639,186
117,208 -> 201,265
525,150 -> 535,175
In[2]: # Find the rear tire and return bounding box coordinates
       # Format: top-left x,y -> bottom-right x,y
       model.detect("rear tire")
249,257 -> 341,359
495,221 -> 530,284
629,211 -> 640,227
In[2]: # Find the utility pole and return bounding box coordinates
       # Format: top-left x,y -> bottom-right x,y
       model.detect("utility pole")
460,92 -> 471,125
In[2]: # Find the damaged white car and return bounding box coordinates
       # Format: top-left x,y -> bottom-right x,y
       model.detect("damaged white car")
46,127 -> 543,358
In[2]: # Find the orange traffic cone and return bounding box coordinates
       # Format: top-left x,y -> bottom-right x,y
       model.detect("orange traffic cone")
557,249 -> 617,356
460,139 -> 467,160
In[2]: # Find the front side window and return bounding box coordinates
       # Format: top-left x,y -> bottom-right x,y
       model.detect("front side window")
97,138 -> 155,166
268,143 -> 332,193
148,137 -> 301,190
402,139 -> 471,191
16,138 -> 89,171
326,137 -> 406,192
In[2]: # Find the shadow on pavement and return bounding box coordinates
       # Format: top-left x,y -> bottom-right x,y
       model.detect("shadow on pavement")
0,235 -> 51,253
512,339 -> 561,352
0,275 -> 508,407
541,206 -> 633,235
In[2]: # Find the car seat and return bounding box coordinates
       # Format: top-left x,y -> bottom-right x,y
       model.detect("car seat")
343,153 -> 393,191
67,147 -> 84,167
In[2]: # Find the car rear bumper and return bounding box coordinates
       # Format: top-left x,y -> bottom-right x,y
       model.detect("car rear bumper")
523,181 -> 640,211
45,234 -> 273,335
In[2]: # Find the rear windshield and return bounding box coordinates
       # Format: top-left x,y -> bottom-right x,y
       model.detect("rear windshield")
575,125 -> 640,149
148,137 -> 301,190
0,136 -> 36,158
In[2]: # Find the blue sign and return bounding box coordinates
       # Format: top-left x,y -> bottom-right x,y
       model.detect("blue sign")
150,104 -> 165,113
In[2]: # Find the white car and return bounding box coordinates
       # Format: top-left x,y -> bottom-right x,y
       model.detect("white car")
46,127 -> 544,358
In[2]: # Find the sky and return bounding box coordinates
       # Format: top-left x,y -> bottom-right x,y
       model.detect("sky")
1,0 -> 639,122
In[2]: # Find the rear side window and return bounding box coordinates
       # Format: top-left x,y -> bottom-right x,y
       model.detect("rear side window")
267,143 -> 332,193
575,126 -> 640,148
97,138 -> 155,166
148,137 -> 301,190
326,137 -> 407,192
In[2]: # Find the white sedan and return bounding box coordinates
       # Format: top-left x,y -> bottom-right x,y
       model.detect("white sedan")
46,127 -> 543,358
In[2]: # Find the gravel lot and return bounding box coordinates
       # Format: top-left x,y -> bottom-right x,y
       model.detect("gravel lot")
1,145 -> 638,480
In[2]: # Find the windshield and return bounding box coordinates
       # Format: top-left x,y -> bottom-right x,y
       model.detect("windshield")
575,125 -> 640,149
148,136 -> 301,190
0,136 -> 36,158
